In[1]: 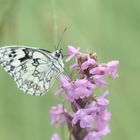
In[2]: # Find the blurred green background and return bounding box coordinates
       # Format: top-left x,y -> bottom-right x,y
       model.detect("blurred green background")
0,0 -> 140,140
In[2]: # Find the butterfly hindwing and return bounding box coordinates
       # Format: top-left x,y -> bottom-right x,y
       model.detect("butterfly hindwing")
0,45 -> 64,96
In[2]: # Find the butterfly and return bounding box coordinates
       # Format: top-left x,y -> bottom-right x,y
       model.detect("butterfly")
0,45 -> 64,96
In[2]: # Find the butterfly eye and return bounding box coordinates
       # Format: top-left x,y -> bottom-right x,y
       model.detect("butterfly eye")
55,52 -> 61,58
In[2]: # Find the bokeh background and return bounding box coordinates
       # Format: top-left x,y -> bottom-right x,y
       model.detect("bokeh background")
0,0 -> 140,140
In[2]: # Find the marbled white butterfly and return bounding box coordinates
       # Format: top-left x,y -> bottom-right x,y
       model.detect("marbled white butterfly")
0,46 -> 64,96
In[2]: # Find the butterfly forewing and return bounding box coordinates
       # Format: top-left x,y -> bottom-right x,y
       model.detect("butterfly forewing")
0,45 -> 64,96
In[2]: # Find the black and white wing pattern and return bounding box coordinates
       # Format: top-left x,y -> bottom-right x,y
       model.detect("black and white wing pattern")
0,45 -> 64,96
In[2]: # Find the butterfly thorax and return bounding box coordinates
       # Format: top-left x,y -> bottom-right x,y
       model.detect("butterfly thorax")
50,49 -> 64,69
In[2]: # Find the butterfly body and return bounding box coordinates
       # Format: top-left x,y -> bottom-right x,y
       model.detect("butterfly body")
0,45 -> 64,96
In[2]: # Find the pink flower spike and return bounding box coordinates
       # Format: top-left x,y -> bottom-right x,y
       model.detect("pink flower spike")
107,60 -> 119,78
66,45 -> 80,62
52,46 -> 119,140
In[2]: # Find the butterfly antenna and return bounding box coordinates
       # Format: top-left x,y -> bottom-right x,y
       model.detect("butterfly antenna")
56,27 -> 67,50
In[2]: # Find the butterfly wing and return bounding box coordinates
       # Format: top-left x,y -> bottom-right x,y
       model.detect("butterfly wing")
0,45 -> 64,96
